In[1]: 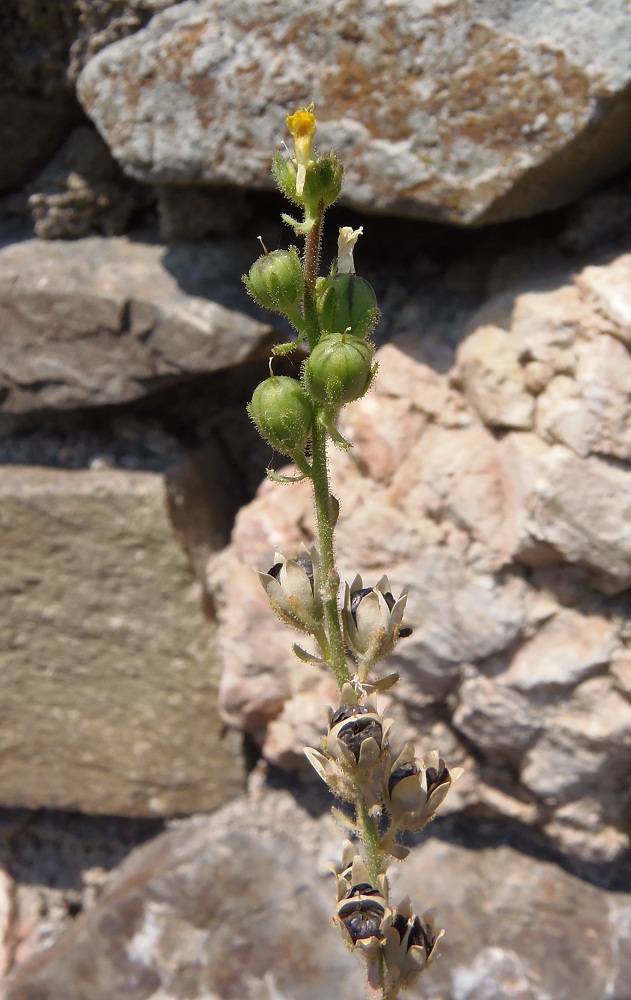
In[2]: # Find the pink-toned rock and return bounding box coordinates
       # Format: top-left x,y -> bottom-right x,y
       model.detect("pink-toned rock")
578,253 -> 631,345
502,608 -> 619,691
456,322 -> 535,430
211,324 -> 629,861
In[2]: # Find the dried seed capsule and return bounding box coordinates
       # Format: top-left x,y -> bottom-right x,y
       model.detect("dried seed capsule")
248,375 -> 313,457
319,274 -> 379,339
305,333 -> 375,407
243,248 -> 304,314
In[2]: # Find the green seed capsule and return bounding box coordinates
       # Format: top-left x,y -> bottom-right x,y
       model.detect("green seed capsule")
243,248 -> 304,314
302,153 -> 344,210
318,274 -> 379,339
248,376 -> 313,456
305,334 -> 376,407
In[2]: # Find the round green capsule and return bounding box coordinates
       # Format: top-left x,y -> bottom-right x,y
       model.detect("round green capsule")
318,274 -> 379,339
243,248 -> 304,314
248,375 -> 313,456
305,334 -> 375,407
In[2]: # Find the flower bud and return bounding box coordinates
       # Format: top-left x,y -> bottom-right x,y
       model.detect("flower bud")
248,375 -> 313,457
243,248 -> 304,315
305,333 -> 376,408
318,274 -> 379,339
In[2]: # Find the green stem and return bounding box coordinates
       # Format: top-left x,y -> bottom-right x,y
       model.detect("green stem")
311,413 -> 350,689
357,795 -> 383,884
302,201 -> 350,691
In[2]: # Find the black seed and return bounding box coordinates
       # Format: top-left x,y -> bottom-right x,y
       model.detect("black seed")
399,626 -> 413,638
426,760 -> 449,796
350,587 -> 373,621
268,557 -> 314,591
408,915 -> 433,954
345,882 -> 381,899
338,717 -> 382,761
392,912 -> 409,940
339,899 -> 386,943
331,704 -> 369,728
388,760 -> 419,796
383,591 -> 396,612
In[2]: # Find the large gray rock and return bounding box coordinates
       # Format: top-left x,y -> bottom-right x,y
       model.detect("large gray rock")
209,249 -> 631,864
0,464 -> 244,816
4,788 -> 631,1000
77,0 -> 631,224
0,235 -> 273,413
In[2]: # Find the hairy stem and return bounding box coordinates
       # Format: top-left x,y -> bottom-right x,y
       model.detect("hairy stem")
357,795 -> 383,884
311,414 -> 350,689
303,202 -> 350,690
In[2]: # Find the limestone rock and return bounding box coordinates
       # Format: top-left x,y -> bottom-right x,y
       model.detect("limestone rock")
0,465 -> 244,816
5,789 -> 631,1000
77,0 -> 631,225
0,235 -> 273,412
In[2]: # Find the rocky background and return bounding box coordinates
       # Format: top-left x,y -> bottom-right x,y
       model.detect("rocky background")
1,2 -> 631,998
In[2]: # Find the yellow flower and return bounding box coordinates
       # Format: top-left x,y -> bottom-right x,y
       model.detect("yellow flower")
286,103 -> 316,196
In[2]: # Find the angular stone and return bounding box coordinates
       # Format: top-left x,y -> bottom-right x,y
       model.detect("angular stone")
27,126 -> 138,240
502,608 -> 619,692
537,335 -> 631,460
0,465 -> 244,816
456,322 -> 535,429
77,0 -> 631,225
5,789 -> 631,1000
500,433 -> 631,592
578,253 -> 631,345
0,235 -> 273,413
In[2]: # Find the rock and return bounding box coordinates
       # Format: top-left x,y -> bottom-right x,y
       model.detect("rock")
578,252 -> 631,347
77,0 -> 631,225
70,0 -> 177,78
210,313 -> 630,861
156,184 -> 252,241
0,95 -> 79,194
5,788 -> 631,1000
0,464 -> 244,816
501,433 -> 631,593
456,319 -> 535,430
502,608 -> 619,692
27,126 -> 139,240
0,235 -> 274,412
0,1 -> 80,191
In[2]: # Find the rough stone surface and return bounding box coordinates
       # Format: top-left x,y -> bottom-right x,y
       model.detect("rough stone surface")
27,126 -> 140,240
0,464 -> 244,816
0,1 -> 80,191
4,788 -> 631,1000
210,250 -> 631,864
77,0 -> 631,225
0,234 -> 274,413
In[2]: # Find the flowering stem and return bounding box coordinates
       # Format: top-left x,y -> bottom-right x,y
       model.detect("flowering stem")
357,795 -> 383,884
301,203 -> 351,691
311,415 -> 350,689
